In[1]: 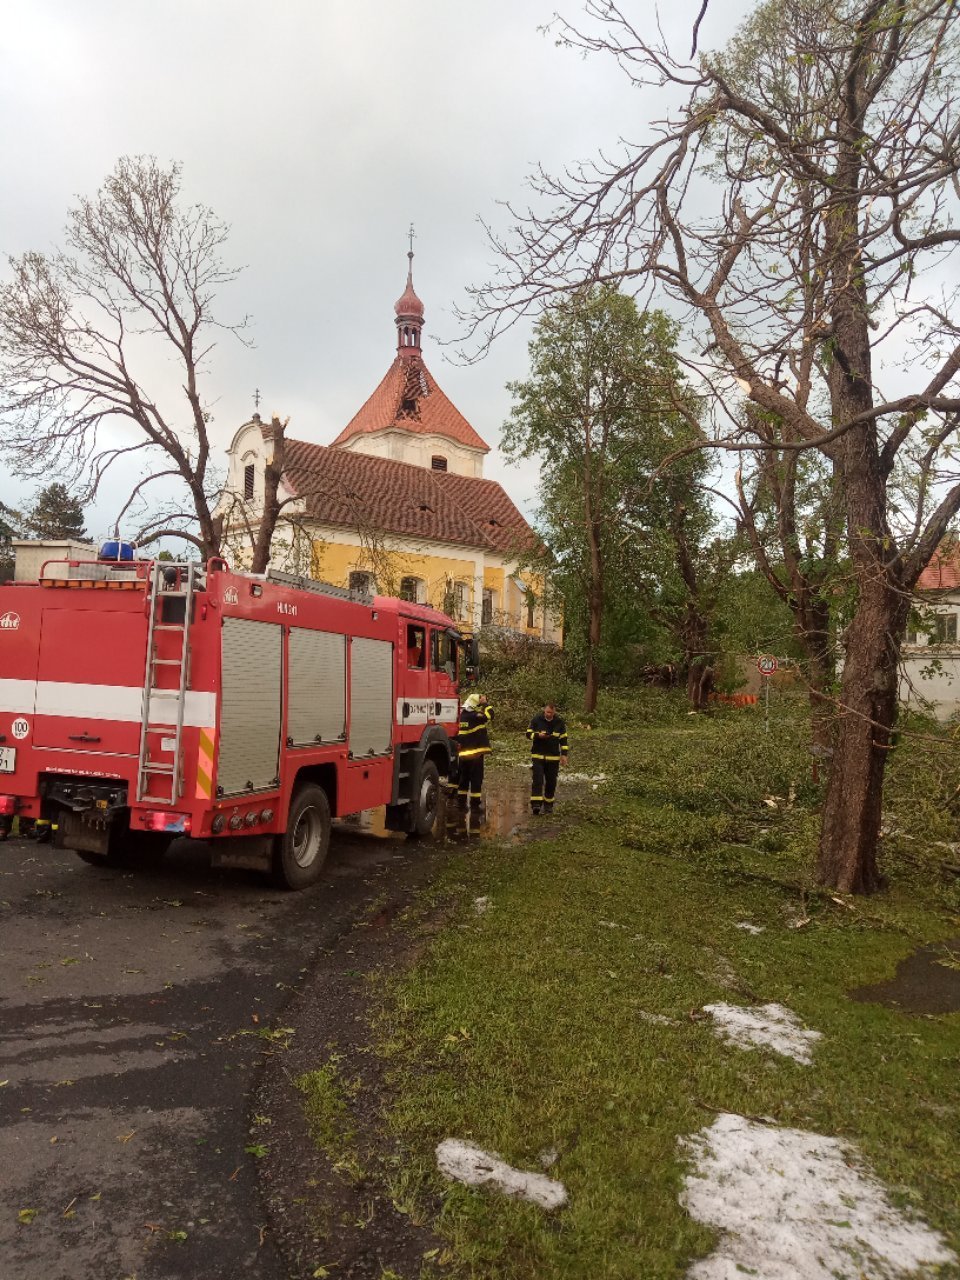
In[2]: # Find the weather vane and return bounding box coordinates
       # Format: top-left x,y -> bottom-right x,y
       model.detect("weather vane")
253,388 -> 261,410
408,222 -> 416,256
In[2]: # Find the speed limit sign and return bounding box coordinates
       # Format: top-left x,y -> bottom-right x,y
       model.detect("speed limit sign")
757,654 -> 778,677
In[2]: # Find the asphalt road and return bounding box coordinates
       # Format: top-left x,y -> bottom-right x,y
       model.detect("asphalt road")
0,823 -> 425,1280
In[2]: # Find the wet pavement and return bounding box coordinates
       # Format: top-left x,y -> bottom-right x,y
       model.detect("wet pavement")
850,937 -> 960,1015
0,768 -> 552,1280
0,829 -> 440,1280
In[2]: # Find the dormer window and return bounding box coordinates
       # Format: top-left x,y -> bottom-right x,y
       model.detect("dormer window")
431,455 -> 448,471
243,463 -> 255,500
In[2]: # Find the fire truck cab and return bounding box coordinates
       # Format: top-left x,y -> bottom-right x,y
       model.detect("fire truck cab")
0,555 -> 476,889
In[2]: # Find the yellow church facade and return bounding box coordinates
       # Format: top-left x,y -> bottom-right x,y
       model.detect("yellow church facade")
221,252 -> 560,642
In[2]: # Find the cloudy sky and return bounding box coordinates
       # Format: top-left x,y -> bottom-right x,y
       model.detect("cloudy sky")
0,1 -> 748,540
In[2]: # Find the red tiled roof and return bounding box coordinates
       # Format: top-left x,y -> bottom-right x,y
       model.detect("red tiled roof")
330,355 -> 490,454
917,545 -> 960,591
283,440 -> 533,555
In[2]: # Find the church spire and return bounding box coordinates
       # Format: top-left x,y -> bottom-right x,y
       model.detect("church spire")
394,224 -> 424,357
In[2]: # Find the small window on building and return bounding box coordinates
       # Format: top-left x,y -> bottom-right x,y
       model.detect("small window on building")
400,576 -> 422,603
482,588 -> 494,626
453,581 -> 468,621
431,455 -> 448,471
407,624 -> 426,669
934,612 -> 957,644
243,463 -> 255,500
401,398 -> 416,414
525,590 -> 536,630
349,571 -> 374,596
431,629 -> 458,679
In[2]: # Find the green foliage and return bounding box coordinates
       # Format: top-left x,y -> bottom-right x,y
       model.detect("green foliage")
0,500 -> 20,580
479,633 -> 575,729
25,483 -> 86,540
503,288 -> 734,698
714,568 -> 802,659
376,695 -> 960,1278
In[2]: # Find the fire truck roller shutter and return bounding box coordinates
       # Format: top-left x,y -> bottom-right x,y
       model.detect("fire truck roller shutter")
349,638 -> 393,757
218,618 -> 282,795
288,629 -> 346,746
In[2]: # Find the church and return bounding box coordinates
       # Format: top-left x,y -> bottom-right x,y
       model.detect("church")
222,249 -> 560,642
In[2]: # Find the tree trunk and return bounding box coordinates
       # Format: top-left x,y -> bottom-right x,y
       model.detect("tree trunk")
583,510 -> 604,715
684,603 -> 711,712
799,600 -> 835,763
817,574 -> 906,892
584,585 -> 602,713
249,418 -> 286,575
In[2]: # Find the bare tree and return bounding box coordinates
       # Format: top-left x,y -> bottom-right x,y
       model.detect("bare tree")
0,156 -> 270,560
460,0 -> 960,893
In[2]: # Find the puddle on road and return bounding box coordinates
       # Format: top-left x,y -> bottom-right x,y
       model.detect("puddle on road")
850,938 -> 960,1015
334,769 -> 545,846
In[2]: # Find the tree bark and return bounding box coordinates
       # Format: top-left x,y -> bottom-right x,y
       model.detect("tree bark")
249,418 -> 287,575
583,499 -> 604,714
584,580 -> 603,714
817,571 -> 906,891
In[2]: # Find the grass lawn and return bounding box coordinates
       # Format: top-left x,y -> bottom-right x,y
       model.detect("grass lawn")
322,692 -> 960,1278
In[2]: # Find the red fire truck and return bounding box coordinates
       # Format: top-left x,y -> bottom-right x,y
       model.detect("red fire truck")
0,555 -> 475,888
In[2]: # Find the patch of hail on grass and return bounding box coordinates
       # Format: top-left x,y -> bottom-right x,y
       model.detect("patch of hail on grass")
735,921 -> 764,934
473,896 -> 490,915
435,1139 -> 568,1211
681,1113 -> 956,1280
704,1001 -> 821,1064
638,1010 -> 677,1026
562,772 -> 607,783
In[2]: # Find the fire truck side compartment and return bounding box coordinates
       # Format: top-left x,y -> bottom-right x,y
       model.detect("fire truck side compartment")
218,617 -> 283,794
349,637 -> 393,757
287,628 -> 346,746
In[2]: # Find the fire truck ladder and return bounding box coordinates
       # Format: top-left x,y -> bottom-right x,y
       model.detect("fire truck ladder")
136,561 -> 198,804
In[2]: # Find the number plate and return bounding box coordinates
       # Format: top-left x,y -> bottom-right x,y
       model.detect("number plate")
0,746 -> 16,773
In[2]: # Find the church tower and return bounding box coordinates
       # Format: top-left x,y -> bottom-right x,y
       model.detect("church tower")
329,240 -> 490,478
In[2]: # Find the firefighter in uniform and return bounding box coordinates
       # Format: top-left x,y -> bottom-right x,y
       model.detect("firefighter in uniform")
526,702 -> 568,813
456,692 -> 493,807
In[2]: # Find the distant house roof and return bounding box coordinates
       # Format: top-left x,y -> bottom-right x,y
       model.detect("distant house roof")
917,544 -> 960,592
329,355 -> 491,454
283,439 -> 532,555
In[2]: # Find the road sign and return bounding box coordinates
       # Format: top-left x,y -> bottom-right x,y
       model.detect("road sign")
757,654 -> 778,677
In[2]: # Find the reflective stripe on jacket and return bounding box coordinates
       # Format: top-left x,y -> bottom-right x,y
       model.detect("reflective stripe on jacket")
526,712 -> 568,761
457,703 -> 493,758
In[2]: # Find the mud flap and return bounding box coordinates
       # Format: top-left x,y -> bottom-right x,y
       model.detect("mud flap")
209,835 -> 274,872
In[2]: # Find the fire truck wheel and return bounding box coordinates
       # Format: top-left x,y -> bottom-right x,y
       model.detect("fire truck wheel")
273,784 -> 331,890
410,760 -> 441,837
